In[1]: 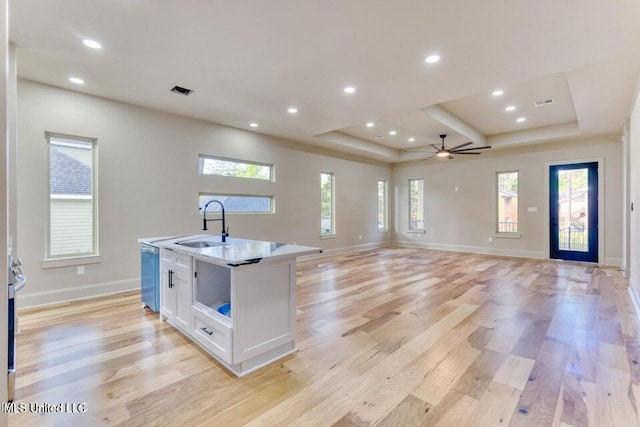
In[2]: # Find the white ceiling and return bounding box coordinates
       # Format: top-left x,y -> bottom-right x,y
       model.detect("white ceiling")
9,0 -> 640,162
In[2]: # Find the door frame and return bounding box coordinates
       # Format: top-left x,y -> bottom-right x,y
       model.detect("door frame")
544,157 -> 605,263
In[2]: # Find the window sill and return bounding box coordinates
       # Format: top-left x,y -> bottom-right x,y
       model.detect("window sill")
377,229 -> 389,233
408,229 -> 426,234
493,233 -> 521,239
320,234 -> 336,240
42,255 -> 101,269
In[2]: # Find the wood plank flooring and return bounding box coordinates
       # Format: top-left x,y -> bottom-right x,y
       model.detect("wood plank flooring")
8,248 -> 640,426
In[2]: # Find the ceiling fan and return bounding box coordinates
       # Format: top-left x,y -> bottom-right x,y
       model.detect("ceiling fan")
404,134 -> 491,160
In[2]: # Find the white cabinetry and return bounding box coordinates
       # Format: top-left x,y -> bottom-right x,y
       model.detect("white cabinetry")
160,249 -> 192,332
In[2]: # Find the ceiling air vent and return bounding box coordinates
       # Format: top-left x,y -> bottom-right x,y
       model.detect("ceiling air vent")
534,98 -> 555,107
170,85 -> 193,96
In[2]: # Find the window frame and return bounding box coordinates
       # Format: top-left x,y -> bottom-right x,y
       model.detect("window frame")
495,170 -> 521,237
320,172 -> 335,237
44,132 -> 99,265
198,153 -> 274,182
198,193 -> 275,214
377,179 -> 388,232
408,178 -> 425,232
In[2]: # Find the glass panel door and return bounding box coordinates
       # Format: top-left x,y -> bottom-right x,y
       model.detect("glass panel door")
549,162 -> 598,262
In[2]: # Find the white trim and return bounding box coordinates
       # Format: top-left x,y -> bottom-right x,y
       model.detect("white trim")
493,233 -> 521,239
544,157 -> 605,263
407,229 -> 426,234
50,194 -> 92,200
17,277 -> 138,309
394,240 -> 545,260
42,254 -> 101,269
320,234 -> 336,240
604,257 -> 622,268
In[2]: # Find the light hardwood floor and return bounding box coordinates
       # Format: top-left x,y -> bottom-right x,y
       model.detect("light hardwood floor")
8,248 -> 640,426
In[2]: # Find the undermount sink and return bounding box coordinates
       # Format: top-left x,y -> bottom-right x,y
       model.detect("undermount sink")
176,240 -> 228,248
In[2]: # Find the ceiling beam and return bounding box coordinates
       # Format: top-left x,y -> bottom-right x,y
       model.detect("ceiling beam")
314,131 -> 401,162
487,121 -> 580,148
420,105 -> 486,145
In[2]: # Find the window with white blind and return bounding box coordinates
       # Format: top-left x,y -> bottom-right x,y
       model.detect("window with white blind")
46,133 -> 98,260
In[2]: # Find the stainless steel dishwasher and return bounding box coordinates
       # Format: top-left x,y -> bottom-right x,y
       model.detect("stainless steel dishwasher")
141,243 -> 160,312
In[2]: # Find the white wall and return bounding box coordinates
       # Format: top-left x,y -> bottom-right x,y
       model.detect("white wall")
392,137 -> 623,265
16,79 -> 392,307
1,0 -> 9,410
630,82 -> 640,299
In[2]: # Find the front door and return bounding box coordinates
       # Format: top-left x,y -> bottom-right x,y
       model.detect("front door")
549,162 -> 598,262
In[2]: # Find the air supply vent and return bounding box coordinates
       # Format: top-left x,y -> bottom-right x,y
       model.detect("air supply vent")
534,98 -> 555,107
170,85 -> 193,96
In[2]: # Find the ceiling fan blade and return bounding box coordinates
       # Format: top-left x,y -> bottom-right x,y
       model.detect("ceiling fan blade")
451,146 -> 492,152
453,152 -> 481,155
430,144 -> 441,150
448,155 -> 454,160
448,142 -> 473,151
423,154 -> 437,160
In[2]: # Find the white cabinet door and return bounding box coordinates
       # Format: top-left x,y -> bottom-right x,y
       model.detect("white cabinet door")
160,250 -> 176,322
160,249 -> 192,332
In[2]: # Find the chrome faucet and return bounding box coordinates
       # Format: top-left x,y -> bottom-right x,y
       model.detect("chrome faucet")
202,199 -> 229,242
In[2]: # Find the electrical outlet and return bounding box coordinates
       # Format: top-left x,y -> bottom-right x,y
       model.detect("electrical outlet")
455,186 -> 459,192
358,235 -> 362,240
77,266 -> 85,275
488,237 -> 493,242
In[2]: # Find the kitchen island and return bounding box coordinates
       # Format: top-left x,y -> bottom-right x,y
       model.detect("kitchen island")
139,234 -> 321,376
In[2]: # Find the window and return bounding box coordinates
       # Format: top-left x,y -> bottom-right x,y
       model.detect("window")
47,133 -> 97,259
198,154 -> 273,181
321,172 -> 335,235
377,180 -> 388,230
496,171 -> 519,233
409,179 -> 424,230
199,194 -> 273,214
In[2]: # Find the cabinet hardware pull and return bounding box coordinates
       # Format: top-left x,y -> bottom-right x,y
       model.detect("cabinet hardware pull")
168,270 -> 174,288
200,327 -> 214,336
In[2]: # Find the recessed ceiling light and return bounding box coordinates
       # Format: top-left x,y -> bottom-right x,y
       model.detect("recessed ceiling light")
82,39 -> 102,49
69,77 -> 85,85
249,122 -> 259,128
492,90 -> 504,96
344,86 -> 356,94
505,105 -> 516,111
287,107 -> 298,114
516,117 -> 526,123
366,122 -> 375,128
389,130 -> 397,136
425,54 -> 440,64
408,137 -> 415,142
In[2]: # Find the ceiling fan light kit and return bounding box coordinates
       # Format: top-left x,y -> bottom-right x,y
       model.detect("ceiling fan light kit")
404,134 -> 492,160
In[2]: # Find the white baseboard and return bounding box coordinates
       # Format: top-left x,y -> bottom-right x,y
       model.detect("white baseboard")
17,277 -> 139,309
629,287 -> 640,324
299,241 -> 393,262
393,240 -> 545,260
604,257 -> 622,268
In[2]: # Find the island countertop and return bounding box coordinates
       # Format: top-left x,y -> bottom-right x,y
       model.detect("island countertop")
139,234 -> 322,266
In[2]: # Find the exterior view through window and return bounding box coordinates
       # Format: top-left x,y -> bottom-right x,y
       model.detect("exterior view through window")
321,172 -> 334,235
47,134 -> 97,258
557,168 -> 589,251
199,194 -> 273,213
409,179 -> 424,230
378,180 -> 387,230
198,154 -> 273,181
496,171 -> 519,233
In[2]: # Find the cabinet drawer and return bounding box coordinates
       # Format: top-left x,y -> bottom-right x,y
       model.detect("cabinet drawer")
192,307 -> 232,364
